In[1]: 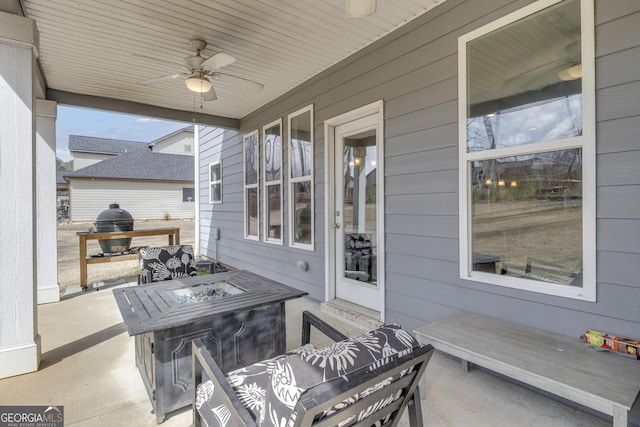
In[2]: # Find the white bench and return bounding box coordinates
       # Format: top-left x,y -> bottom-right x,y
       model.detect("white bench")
414,311 -> 640,427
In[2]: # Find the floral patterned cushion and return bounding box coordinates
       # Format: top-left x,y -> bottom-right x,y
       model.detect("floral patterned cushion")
138,245 -> 197,283
195,325 -> 420,427
196,344 -> 316,427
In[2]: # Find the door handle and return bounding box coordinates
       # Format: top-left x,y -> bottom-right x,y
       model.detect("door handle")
332,223 -> 341,229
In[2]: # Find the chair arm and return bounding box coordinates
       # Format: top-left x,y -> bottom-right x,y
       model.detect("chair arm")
192,338 -> 257,427
301,310 -> 348,346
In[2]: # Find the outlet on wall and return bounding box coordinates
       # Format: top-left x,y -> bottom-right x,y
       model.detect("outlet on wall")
297,261 -> 308,271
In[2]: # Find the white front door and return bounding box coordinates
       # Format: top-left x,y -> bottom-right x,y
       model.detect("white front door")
325,102 -> 384,315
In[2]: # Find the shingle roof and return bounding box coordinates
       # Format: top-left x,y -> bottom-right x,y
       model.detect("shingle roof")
57,170 -> 69,184
63,148 -> 194,182
68,135 -> 147,154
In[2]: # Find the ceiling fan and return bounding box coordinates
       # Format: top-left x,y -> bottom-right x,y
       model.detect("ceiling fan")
138,39 -> 263,101
502,39 -> 582,93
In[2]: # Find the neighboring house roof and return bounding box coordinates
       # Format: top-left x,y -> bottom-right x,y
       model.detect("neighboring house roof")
57,170 -> 69,184
63,148 -> 194,182
147,125 -> 194,148
68,135 -> 147,155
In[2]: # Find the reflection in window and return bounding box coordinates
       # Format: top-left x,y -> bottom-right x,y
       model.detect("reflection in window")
209,162 -> 221,204
466,0 -> 582,152
243,131 -> 259,240
263,120 -> 282,244
246,187 -> 258,237
459,0 -> 595,300
288,105 -> 314,249
467,95 -> 583,152
183,187 -> 195,202
472,149 -> 582,285
292,182 -> 312,244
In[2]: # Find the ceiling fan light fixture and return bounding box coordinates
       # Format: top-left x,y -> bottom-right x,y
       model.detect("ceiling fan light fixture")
185,72 -> 212,93
558,63 -> 582,81
346,0 -> 377,18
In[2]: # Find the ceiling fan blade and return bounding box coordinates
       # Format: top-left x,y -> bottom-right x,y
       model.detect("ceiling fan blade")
210,72 -> 264,92
201,52 -> 237,72
202,87 -> 217,101
138,73 -> 186,85
503,58 -> 571,91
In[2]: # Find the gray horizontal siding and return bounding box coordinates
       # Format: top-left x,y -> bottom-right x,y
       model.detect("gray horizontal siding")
198,0 -> 640,338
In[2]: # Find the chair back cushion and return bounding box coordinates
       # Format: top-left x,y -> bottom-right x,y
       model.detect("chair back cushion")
138,245 -> 196,283
195,324 -> 421,427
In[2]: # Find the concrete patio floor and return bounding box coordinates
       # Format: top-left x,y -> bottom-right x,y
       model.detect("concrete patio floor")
0,278 -> 610,426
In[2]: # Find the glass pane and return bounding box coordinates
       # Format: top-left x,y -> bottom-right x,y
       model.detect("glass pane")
183,188 -> 195,202
266,184 -> 281,239
343,133 -> 377,284
471,148 -> 582,286
246,188 -> 258,237
264,124 -> 281,182
244,134 -> 258,185
211,184 -> 221,202
210,163 -> 221,182
293,181 -> 312,245
290,110 -> 312,178
467,0 -> 582,152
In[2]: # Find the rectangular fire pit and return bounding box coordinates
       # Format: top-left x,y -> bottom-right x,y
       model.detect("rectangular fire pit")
112,270 -> 307,423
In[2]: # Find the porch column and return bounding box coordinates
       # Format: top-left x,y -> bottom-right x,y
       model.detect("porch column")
36,99 -> 60,304
0,11 -> 41,378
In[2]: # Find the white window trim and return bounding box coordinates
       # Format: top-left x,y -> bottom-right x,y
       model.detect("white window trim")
262,119 -> 283,245
288,105 -> 314,251
244,130 -> 260,241
209,161 -> 222,204
458,0 -> 596,301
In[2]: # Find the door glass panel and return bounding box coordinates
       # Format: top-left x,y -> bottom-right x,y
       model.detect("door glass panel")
342,131 -> 377,285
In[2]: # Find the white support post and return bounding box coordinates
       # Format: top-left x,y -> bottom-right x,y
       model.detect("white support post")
36,99 -> 60,304
0,11 -> 41,378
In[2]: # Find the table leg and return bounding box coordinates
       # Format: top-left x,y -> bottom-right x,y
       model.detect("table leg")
79,235 -> 88,289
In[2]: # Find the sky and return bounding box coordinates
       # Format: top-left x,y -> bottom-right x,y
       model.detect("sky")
56,105 -> 190,161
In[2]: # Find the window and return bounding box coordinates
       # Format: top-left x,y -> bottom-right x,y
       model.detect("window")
288,105 -> 314,249
459,0 -> 595,300
183,187 -> 195,202
262,119 -> 283,244
209,161 -> 222,204
244,131 -> 259,240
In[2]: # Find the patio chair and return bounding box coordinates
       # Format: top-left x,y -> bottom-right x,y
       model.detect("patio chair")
137,244 -> 197,284
192,311 -> 433,427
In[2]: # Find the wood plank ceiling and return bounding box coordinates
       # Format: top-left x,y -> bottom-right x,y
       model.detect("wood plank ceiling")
20,0 -> 447,121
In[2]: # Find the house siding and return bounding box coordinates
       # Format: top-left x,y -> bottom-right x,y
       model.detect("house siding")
69,179 -> 195,221
198,0 -> 640,338
152,130 -> 194,155
72,152 -> 115,170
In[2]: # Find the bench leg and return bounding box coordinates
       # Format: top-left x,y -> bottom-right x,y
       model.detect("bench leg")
461,359 -> 470,372
612,405 -> 628,427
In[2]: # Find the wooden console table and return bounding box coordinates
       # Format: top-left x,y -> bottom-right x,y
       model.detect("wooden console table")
77,227 -> 180,289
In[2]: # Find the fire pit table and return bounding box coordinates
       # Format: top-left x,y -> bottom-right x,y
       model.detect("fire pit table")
112,270 -> 307,423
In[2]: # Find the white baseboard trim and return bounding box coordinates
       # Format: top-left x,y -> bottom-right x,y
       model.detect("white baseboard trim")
37,284 -> 60,304
0,334 -> 41,379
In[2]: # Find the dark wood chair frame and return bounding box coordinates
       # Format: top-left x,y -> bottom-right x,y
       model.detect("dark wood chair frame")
192,310 -> 433,427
